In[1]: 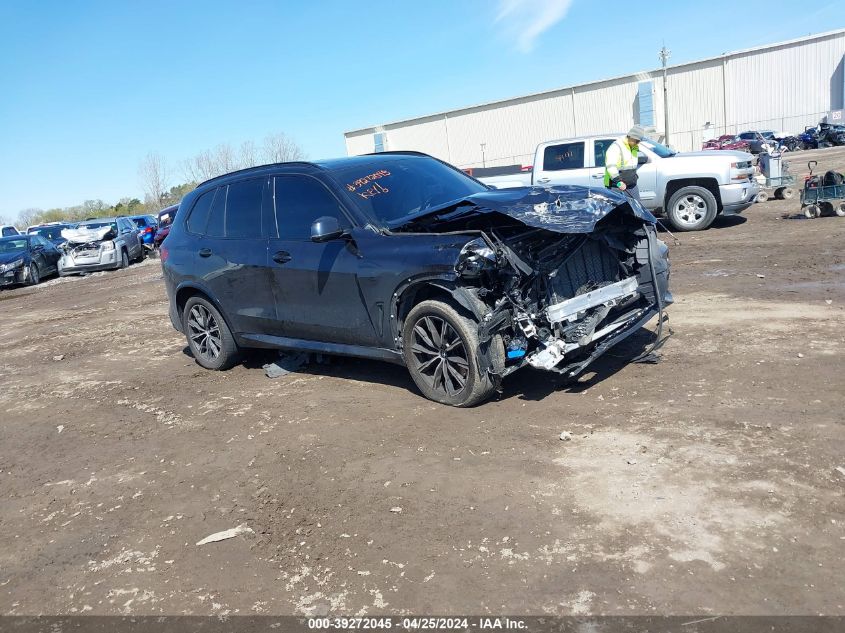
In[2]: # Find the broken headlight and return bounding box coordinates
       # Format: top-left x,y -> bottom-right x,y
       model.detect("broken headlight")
101,240 -> 116,251
0,258 -> 24,273
455,238 -> 496,281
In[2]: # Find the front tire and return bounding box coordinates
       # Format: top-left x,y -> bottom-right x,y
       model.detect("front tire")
183,296 -> 240,370
118,249 -> 129,269
26,263 -> 40,286
402,299 -> 502,407
665,185 -> 718,231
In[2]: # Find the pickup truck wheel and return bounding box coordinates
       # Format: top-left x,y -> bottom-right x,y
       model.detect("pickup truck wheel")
666,186 -> 718,231
403,299 -> 501,407
183,296 -> 240,370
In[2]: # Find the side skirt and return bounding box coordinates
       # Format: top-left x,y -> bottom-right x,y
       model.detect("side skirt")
236,333 -> 405,365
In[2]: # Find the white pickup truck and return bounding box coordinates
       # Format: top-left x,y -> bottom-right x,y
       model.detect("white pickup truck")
478,135 -> 758,231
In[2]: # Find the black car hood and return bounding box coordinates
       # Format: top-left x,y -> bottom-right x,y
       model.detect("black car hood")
0,250 -> 29,265
423,185 -> 656,234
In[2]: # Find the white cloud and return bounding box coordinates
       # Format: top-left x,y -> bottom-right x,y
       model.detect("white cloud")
495,0 -> 574,53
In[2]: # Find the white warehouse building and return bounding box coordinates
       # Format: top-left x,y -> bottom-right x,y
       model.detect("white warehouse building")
345,30 -> 845,168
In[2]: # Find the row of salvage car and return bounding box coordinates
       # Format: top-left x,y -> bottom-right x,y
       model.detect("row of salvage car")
0,207 -> 178,289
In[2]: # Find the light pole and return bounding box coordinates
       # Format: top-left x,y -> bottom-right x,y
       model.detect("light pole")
659,45 -> 671,146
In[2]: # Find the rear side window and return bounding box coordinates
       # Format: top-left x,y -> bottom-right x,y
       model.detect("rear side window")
2,227 -> 17,236
206,187 -> 226,238
225,179 -> 264,239
543,142 -> 585,171
593,139 -> 616,168
274,176 -> 349,240
186,189 -> 217,234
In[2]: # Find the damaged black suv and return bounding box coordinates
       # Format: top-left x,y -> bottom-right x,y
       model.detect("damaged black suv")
162,152 -> 671,406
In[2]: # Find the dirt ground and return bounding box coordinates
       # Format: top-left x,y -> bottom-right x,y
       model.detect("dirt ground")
1,147 -> 844,617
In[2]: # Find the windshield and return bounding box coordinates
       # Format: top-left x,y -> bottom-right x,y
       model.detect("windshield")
0,237 -> 28,254
80,221 -> 118,232
131,217 -> 150,228
329,155 -> 488,226
30,225 -> 69,240
640,137 -> 676,157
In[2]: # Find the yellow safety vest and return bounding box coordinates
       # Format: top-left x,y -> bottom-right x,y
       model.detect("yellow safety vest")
604,137 -> 639,187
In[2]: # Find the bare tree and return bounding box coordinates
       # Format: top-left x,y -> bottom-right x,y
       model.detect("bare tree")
262,132 -> 305,163
182,148 -> 218,184
238,140 -> 258,169
138,152 -> 170,212
16,208 -> 43,230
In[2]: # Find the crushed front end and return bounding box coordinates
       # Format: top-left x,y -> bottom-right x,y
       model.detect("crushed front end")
409,186 -> 672,383
58,225 -> 121,275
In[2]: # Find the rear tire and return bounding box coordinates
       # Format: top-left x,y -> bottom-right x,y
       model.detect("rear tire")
183,296 -> 240,370
819,202 -> 835,217
836,203 -> 845,218
665,186 -> 718,231
402,299 -> 502,407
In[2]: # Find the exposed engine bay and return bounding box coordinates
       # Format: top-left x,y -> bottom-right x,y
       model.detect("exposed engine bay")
394,185 -> 672,382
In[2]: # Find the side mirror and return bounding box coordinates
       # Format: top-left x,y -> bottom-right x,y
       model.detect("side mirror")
311,216 -> 345,242
637,154 -> 648,165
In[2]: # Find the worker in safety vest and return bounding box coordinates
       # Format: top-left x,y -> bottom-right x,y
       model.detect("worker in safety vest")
604,125 -> 645,202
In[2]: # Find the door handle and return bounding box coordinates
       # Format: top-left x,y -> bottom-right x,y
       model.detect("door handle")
198,248 -> 212,258
591,174 -> 604,179
536,177 -> 550,184
272,250 -> 292,264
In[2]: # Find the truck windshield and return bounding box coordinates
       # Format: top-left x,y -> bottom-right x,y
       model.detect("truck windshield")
640,138 -> 676,157
329,155 -> 487,227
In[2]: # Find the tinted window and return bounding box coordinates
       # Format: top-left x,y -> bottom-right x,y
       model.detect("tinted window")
225,179 -> 264,239
186,189 -> 216,234
543,142 -> 585,171
131,217 -> 149,228
2,227 -> 17,236
206,187 -> 226,238
593,139 -> 616,168
275,176 -> 349,240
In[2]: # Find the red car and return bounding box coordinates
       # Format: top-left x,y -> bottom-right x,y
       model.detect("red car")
702,135 -> 751,152
153,204 -> 179,248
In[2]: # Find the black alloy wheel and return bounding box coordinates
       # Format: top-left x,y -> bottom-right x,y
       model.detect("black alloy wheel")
187,303 -> 222,363
409,314 -> 470,398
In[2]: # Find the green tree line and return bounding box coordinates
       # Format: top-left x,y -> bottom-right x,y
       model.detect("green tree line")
14,183 -> 196,230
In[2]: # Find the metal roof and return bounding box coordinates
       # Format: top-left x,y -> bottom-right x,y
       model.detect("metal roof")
345,29 -> 845,136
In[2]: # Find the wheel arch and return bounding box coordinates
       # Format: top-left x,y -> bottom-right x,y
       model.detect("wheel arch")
174,282 -> 238,335
391,278 -> 487,349
664,178 -> 723,212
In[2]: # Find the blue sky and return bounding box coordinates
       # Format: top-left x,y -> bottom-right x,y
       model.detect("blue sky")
0,0 -> 840,216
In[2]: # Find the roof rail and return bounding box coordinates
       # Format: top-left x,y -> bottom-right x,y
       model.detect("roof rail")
197,161 -> 318,188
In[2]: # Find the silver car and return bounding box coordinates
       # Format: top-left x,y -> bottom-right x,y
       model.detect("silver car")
58,217 -> 145,276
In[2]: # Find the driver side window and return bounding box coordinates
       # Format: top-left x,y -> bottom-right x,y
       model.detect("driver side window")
274,176 -> 350,240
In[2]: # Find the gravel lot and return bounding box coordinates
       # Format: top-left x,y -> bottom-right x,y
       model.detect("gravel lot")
1,147 -> 844,616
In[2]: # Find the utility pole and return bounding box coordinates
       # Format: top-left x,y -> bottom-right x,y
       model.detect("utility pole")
480,143 -> 487,167
659,44 -> 671,146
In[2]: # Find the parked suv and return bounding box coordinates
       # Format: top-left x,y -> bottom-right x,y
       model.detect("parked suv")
162,152 -> 671,406
58,217 -> 145,276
